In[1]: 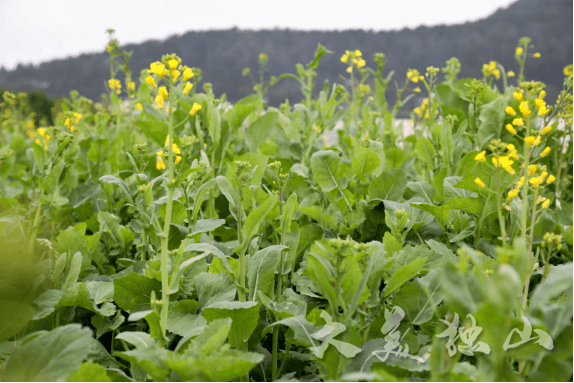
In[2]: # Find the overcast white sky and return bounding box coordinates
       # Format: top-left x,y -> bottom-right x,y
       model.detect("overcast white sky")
1,0 -> 517,70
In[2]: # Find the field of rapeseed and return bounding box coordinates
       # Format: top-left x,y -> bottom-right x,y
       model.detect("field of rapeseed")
0,32 -> 572,381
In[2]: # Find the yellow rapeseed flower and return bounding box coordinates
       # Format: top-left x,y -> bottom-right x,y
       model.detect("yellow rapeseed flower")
519,101 -> 531,117
513,91 -> 523,101
413,87 -> 421,93
127,81 -> 135,91
355,50 -> 362,56
529,177 -> 541,188
506,124 -> 517,135
183,82 -> 193,95
135,103 -> 143,110
154,94 -> 164,109
171,70 -> 180,83
474,151 -> 486,162
539,90 -> 546,99
182,67 -> 194,82
168,59 -> 178,70
341,54 -> 348,63
533,136 -> 541,146
507,71 -> 515,77
524,136 -> 535,146
564,65 -> 573,76
512,118 -> 524,126
515,47 -> 523,55
145,76 -> 157,89
538,171 -> 548,182
540,147 -> 551,157
507,189 -> 519,201
535,98 -> 545,109
541,126 -> 552,135
533,52 -> 541,58
148,62 -> 166,78
413,107 -> 422,116
357,59 -> 366,68
546,175 -> 556,185
505,106 -> 516,116
108,79 -> 122,94
175,156 -> 182,164
542,199 -> 550,209
528,164 -> 537,176
346,66 -> 353,73
474,177 -> 486,188
517,176 -> 524,186
493,69 -> 501,79
189,102 -> 202,116
156,152 -> 166,170
158,86 -> 169,101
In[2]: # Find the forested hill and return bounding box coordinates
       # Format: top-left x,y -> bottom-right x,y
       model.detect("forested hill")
0,0 -> 571,109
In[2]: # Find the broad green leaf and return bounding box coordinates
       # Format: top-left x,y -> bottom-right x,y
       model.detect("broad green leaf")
238,194 -> 278,256
91,312 -> 125,339
248,245 -> 286,301
194,272 -> 236,309
87,138 -> 110,163
0,301 -> 35,341
62,252 -> 83,291
267,315 -> 318,348
166,299 -> 201,336
192,178 -> 216,221
392,269 -> 443,324
223,94 -> 258,130
59,282 -> 115,317
383,257 -> 426,297
352,147 -> 380,181
477,94 -> 509,148
298,205 -> 338,231
128,310 -> 164,342
113,273 -> 161,312
114,347 -> 170,382
115,331 -> 155,350
245,111 -> 278,151
67,361 -> 111,382
307,43 -> 333,69
412,196 -> 484,228
311,150 -> 348,192
99,175 -> 133,204
2,324 -> 93,382
135,118 -> 167,146
69,182 -> 101,208
369,168 -> 407,201
234,153 -> 268,186
415,137 -> 435,167
202,301 -> 260,349
280,193 -> 298,237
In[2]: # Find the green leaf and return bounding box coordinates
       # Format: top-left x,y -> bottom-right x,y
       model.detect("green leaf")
58,282 -> 115,317
114,347 -> 170,382
415,137 -> 435,167
369,168 -> 407,201
69,182 -> 101,208
238,194 -> 278,256
67,361 -> 111,382
245,111 -> 278,151
267,315 -> 318,348
62,252 -> 83,291
0,301 -> 36,341
166,300 -> 201,336
280,193 -> 298,237
113,273 -> 161,312
115,331 -> 155,350
87,138 -> 109,163
223,94 -> 258,130
193,272 -> 236,309
352,147 -> 380,181
192,178 -> 216,221
135,118 -> 168,146
298,205 -> 337,231
307,43 -> 333,69
202,301 -> 260,349
2,324 -> 93,382
91,312 -> 125,339
248,245 -> 286,301
311,150 -> 348,192
99,175 -> 133,204
477,94 -> 509,148
392,269 -> 443,324
128,310 -> 164,343
383,257 -> 426,298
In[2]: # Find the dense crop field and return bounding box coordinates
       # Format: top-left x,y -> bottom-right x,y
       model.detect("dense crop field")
0,33 -> 572,381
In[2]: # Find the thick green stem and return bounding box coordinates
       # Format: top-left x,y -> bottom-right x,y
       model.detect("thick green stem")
272,191 -> 285,381
237,187 -> 246,302
160,81 -> 176,343
495,163 -> 507,246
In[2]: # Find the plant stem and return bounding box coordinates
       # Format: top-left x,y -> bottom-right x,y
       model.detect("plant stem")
272,190 -> 285,382
160,81 -> 176,344
237,187 -> 246,302
495,163 -> 507,246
